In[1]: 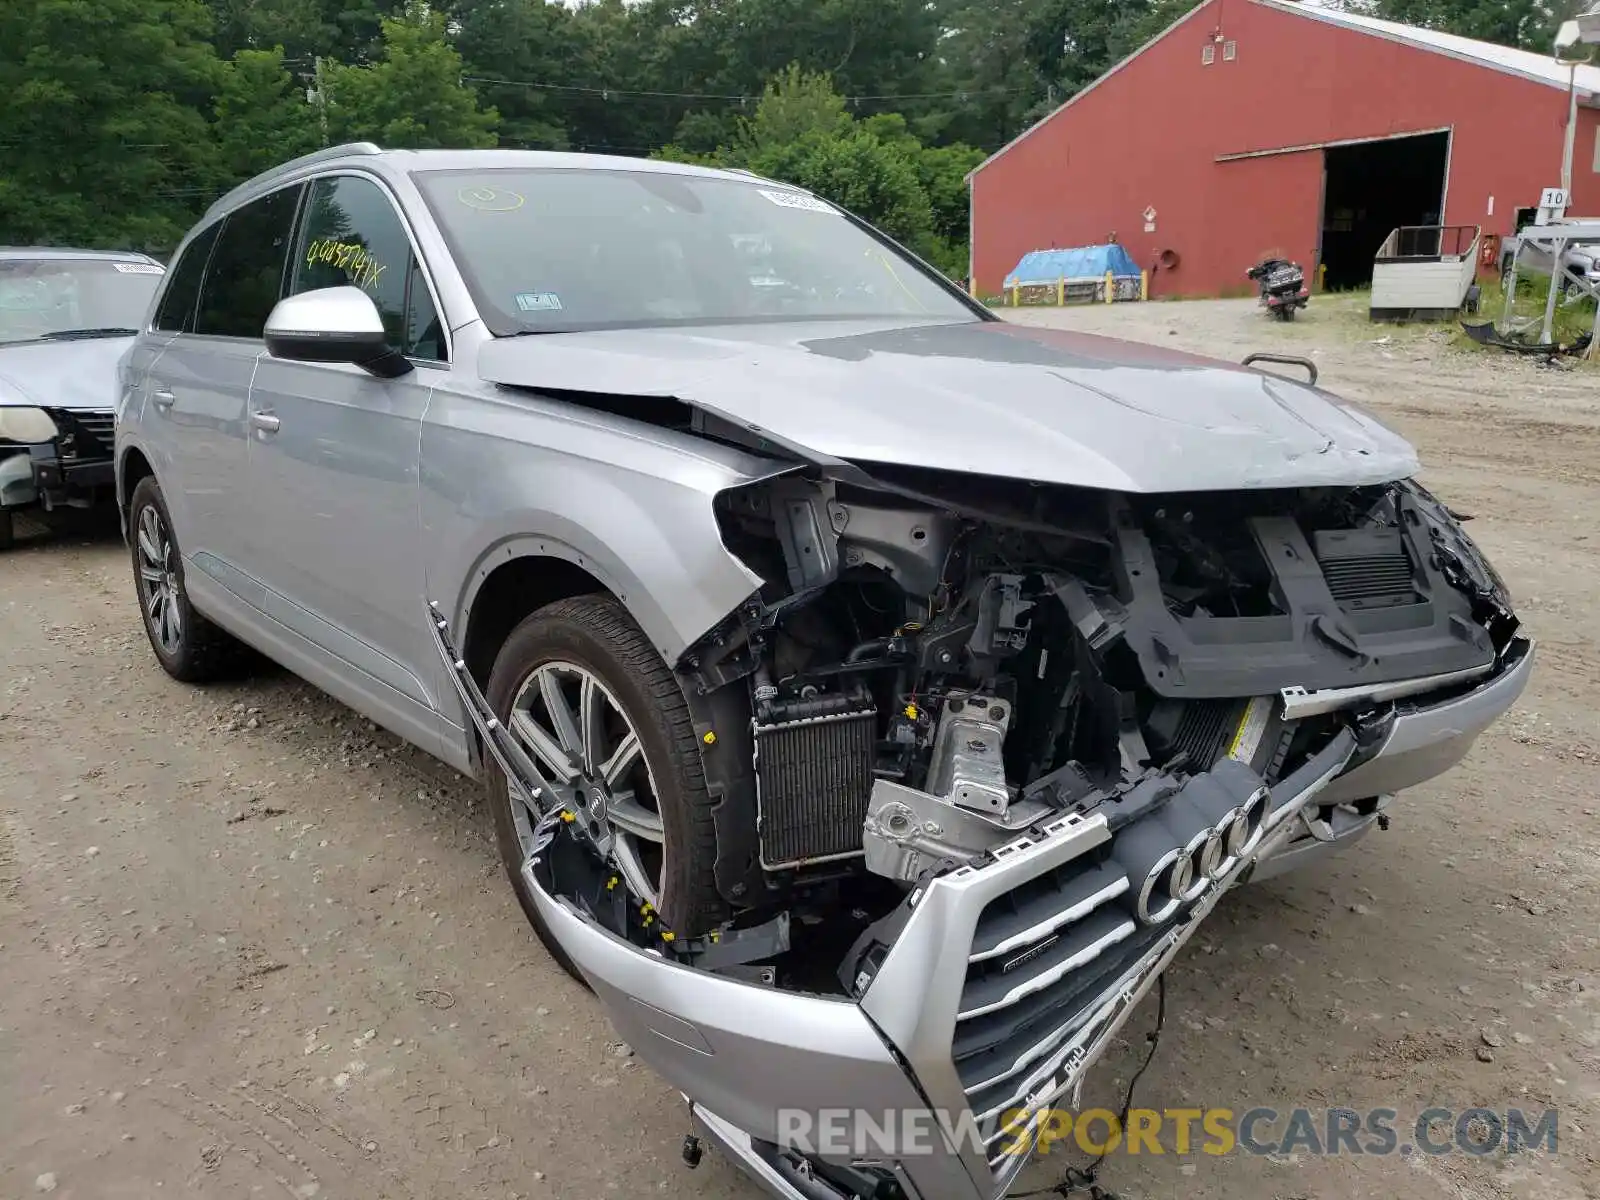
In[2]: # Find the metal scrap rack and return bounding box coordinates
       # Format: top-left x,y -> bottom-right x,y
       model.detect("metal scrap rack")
1499,215 -> 1600,357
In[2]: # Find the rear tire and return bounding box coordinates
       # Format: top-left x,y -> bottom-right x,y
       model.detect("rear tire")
128,476 -> 250,682
0,508 -> 13,551
483,595 -> 727,983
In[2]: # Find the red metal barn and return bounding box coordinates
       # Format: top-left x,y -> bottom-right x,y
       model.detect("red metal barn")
968,0 -> 1600,298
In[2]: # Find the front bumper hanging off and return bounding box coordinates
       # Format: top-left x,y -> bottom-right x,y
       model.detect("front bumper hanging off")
527,736 -> 1359,1200
429,599 -> 1534,1200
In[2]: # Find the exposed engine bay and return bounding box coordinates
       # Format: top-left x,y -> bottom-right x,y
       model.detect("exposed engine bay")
479,458 -> 1520,982
432,453 -> 1529,1200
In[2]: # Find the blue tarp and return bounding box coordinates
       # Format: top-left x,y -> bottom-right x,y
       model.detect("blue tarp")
1004,244 -> 1142,287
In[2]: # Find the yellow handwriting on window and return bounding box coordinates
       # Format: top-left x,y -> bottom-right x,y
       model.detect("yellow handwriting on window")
305,238 -> 387,291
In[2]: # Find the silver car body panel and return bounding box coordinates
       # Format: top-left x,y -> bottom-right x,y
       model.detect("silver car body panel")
474,320 -> 1420,494
1312,633 -> 1534,806
114,146 -> 1534,1200
1276,660 -> 1497,719
419,378 -> 773,687
524,645 -> 1532,1200
0,336 -> 139,413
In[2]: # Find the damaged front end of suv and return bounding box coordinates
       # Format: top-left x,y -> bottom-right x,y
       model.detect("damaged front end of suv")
435,404 -> 1531,1200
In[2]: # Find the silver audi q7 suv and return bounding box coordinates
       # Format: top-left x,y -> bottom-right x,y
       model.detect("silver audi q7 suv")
117,143 -> 1533,1200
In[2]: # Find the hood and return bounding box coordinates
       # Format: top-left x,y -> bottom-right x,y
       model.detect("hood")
474,319 -> 1418,493
0,336 -> 132,412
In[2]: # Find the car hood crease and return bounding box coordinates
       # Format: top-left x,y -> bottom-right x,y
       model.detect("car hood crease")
474,318 -> 1418,493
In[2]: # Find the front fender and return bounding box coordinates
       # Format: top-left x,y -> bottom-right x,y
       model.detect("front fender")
420,387 -> 780,667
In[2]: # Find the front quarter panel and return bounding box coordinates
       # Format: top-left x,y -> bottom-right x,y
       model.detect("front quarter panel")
114,337 -> 169,528
420,381 -> 776,670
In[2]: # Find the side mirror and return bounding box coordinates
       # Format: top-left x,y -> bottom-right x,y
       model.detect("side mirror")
263,286 -> 413,379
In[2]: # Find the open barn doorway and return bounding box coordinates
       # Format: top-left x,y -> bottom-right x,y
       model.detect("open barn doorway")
1319,131 -> 1450,290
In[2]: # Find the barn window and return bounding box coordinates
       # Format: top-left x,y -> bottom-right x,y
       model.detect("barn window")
1223,39 -> 1238,60
1202,44 -> 1216,64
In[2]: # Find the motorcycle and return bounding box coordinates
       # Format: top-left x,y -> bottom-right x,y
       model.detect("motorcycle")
1247,257 -> 1310,321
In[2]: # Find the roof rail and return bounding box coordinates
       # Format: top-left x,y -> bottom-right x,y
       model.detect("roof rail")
723,166 -> 784,185
206,142 -> 383,217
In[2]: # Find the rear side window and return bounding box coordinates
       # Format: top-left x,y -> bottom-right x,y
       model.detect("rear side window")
290,174 -> 445,361
153,222 -> 220,333
194,184 -> 304,339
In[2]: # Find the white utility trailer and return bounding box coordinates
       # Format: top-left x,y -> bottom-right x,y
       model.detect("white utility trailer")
1369,224 -> 1482,322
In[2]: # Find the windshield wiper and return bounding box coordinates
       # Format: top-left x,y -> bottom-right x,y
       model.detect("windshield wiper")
36,327 -> 140,341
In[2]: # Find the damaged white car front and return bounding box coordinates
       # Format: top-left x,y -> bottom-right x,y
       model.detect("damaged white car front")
0,249 -> 165,548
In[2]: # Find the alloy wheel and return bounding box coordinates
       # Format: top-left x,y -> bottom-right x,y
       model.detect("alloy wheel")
506,661 -> 665,906
136,504 -> 183,655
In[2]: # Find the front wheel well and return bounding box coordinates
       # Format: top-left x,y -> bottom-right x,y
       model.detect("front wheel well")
462,555 -> 610,691
119,447 -> 154,516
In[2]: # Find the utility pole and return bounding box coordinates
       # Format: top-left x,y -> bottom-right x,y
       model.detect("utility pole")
312,56 -> 330,147
1556,2 -> 1600,192
1552,5 -> 1600,357
1560,60 -> 1578,195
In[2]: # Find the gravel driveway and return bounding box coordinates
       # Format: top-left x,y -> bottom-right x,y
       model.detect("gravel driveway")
3,295 -> 1596,1200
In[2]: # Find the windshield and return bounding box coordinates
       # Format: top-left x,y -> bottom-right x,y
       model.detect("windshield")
0,258 -> 164,344
414,167 -> 976,334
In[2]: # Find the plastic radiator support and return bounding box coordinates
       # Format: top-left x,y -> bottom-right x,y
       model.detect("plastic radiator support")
753,694 -> 876,870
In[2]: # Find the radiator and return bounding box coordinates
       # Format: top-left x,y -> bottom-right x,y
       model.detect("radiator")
754,702 -> 877,870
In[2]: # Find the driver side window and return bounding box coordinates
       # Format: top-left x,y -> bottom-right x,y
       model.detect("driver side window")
289,175 -> 446,362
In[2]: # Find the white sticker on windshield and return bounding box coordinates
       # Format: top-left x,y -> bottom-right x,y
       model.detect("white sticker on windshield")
758,189 -> 835,214
113,262 -> 164,275
515,291 -> 562,312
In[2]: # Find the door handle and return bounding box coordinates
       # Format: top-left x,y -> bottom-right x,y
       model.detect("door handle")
250,411 -> 281,434
151,389 -> 175,411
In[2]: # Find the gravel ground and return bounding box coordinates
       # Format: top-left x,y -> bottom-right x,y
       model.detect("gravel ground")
3,294 -> 1597,1200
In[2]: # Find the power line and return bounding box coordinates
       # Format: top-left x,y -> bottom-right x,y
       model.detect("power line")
462,73 -> 1029,104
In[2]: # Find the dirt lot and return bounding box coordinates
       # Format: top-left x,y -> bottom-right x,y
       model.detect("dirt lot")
3,295 -> 1597,1200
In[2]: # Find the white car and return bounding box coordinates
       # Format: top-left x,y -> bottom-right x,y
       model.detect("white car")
0,247 -> 165,547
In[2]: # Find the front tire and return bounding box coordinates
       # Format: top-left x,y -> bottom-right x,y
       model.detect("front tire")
128,476 -> 248,682
483,595 -> 727,982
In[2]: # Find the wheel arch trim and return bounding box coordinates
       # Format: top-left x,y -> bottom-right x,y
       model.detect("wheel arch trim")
440,528 -> 761,775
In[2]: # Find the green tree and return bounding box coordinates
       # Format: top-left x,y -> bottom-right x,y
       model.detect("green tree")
732,64 -> 852,153
750,127 -> 938,260
860,113 -> 985,250
322,0 -> 407,62
915,142 -> 987,251
0,0 -> 224,251
451,0 -> 573,149
667,109 -> 740,156
324,2 -> 499,148
207,0 -> 335,61
561,0 -> 696,153
214,48 -> 321,183
699,0 -> 942,101
928,0 -> 1051,149
661,68 -> 970,273
1351,0 -> 1584,49
929,0 -> 1199,149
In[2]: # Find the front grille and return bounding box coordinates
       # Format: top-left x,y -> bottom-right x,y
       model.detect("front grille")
952,858 -> 1142,1150
1313,527 -> 1418,611
44,408 -> 115,462
753,703 -> 876,869
938,759 -> 1270,1174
